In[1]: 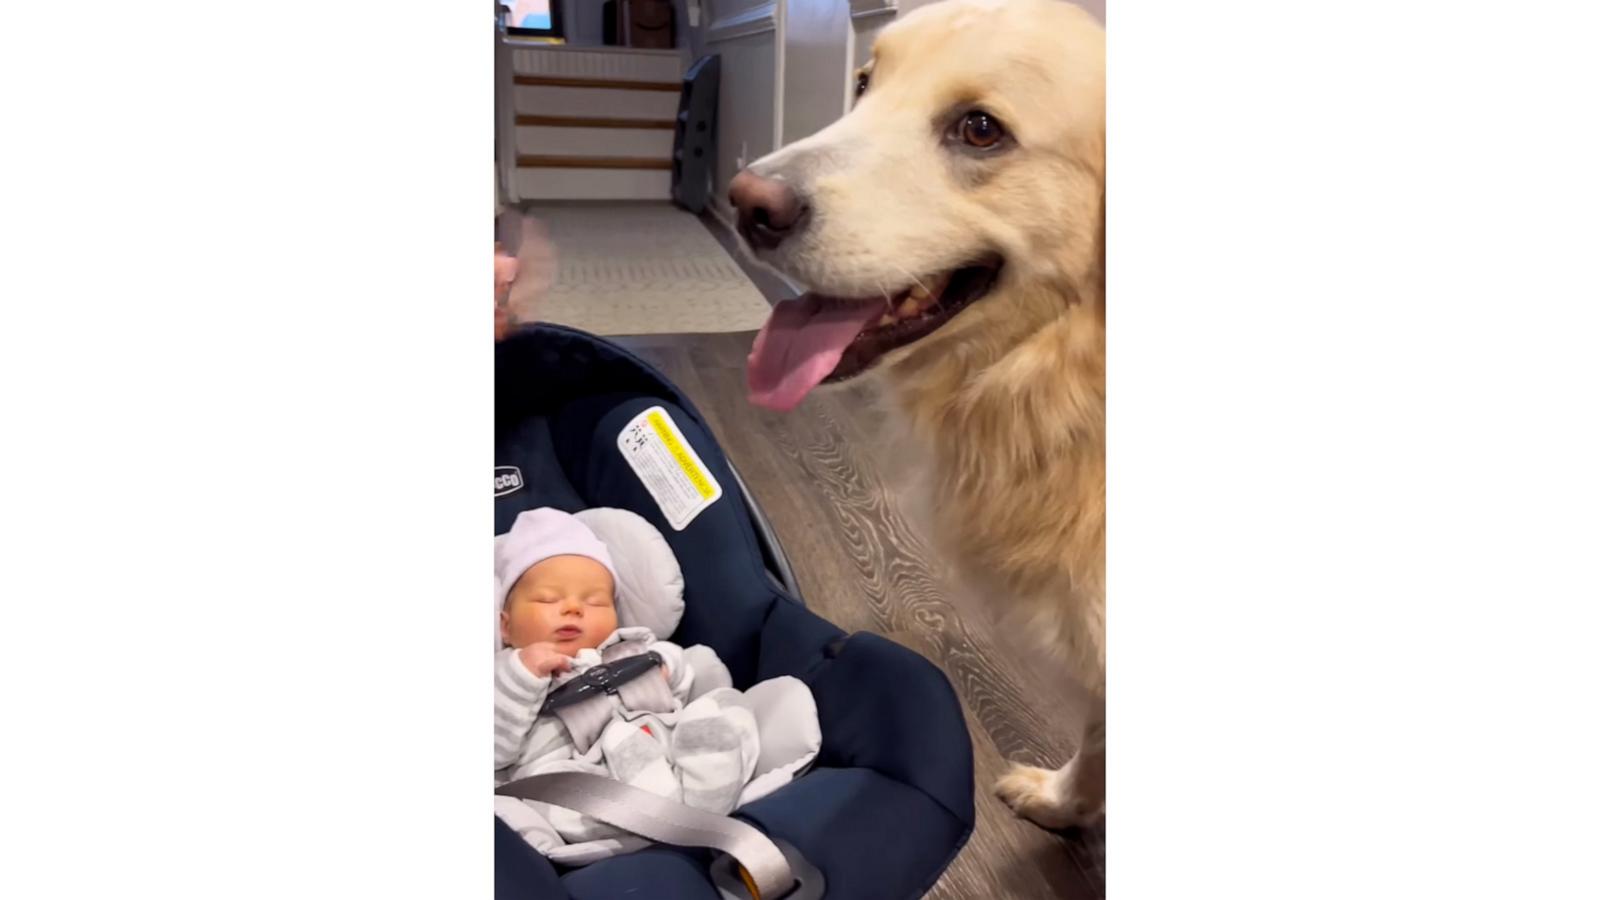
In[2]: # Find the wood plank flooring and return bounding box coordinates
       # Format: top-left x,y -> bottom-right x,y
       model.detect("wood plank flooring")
612,331 -> 1107,900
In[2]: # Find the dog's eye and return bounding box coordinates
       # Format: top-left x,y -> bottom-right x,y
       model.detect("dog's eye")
959,111 -> 1005,149
855,72 -> 870,98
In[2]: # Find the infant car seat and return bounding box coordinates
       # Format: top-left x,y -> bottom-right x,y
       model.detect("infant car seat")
495,323 -> 975,900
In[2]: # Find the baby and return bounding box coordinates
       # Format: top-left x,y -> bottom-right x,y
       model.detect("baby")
493,508 -> 761,862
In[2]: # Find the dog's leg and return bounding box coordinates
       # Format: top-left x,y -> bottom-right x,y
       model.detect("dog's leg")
996,699 -> 1105,829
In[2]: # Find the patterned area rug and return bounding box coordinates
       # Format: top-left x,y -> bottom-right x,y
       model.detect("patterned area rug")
525,203 -> 774,335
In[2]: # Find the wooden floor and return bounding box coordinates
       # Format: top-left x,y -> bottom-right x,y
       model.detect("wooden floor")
614,330 -> 1106,900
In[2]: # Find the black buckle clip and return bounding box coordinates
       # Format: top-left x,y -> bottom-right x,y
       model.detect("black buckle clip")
539,650 -> 664,715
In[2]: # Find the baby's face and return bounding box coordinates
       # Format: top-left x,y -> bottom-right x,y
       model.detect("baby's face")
501,555 -> 618,655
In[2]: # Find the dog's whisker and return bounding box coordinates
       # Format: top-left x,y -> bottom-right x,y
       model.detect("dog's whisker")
907,271 -> 933,298
886,261 -> 932,299
874,279 -> 894,314
884,261 -> 946,315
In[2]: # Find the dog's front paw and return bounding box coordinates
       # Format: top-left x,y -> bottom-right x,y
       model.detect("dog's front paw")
995,761 -> 1103,830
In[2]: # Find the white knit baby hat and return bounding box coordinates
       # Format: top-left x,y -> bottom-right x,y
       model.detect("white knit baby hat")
493,508 -> 619,610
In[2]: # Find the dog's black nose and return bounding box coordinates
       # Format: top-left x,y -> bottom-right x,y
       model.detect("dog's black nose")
729,169 -> 808,251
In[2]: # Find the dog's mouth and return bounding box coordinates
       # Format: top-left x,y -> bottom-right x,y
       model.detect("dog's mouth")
747,255 -> 1003,411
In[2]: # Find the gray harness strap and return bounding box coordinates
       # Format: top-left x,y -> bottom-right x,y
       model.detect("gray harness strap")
497,771 -> 818,900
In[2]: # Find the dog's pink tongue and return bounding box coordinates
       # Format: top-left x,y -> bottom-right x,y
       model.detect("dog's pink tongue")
747,294 -> 880,411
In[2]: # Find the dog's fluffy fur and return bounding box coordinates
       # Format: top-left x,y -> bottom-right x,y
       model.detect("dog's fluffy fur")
739,0 -> 1106,827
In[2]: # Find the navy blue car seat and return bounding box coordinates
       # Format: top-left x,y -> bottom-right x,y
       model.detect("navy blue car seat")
494,323 -> 975,899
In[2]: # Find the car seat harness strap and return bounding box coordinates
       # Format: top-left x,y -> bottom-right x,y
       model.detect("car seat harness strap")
496,771 -> 824,900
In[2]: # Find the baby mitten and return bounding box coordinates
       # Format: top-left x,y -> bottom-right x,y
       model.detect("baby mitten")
671,688 -> 761,814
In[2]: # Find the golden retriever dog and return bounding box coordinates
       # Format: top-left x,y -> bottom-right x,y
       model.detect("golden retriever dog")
730,0 -> 1105,828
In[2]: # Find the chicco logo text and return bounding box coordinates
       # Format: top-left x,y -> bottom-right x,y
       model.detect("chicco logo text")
494,466 -> 524,497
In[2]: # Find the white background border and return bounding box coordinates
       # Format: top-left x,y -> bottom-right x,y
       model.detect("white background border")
2,0 -> 1598,896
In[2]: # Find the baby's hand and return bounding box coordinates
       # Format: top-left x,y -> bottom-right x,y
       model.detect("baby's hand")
519,642 -> 572,678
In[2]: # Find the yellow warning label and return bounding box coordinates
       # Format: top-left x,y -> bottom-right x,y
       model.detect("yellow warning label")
647,410 -> 716,499
618,405 -> 724,531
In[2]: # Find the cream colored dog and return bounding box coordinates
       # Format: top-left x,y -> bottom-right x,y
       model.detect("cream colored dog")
732,0 -> 1106,828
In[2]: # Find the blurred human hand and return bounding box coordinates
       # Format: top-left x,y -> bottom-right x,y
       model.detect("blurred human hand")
495,210 -> 555,341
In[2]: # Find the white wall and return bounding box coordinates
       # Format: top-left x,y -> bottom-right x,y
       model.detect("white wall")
847,0 -> 896,69
782,0 -> 851,146
677,0 -> 711,58
700,1 -> 785,223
